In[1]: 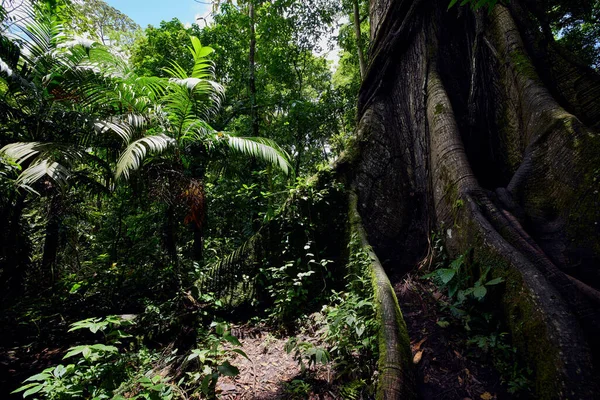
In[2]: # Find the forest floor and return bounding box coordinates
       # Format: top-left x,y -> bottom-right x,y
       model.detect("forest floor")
395,274 -> 515,400
213,272 -> 521,400
1,279 -> 524,400
217,324 -> 338,399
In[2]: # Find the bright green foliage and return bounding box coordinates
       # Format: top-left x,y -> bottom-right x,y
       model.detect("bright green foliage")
422,238 -> 533,395
13,316 -> 246,399
184,322 -> 247,398
284,379 -> 313,399
60,0 -> 141,48
321,236 -> 379,396
197,168 -> 347,320
131,19 -> 201,77
116,35 -> 291,180
12,316 -> 174,400
284,337 -> 331,372
195,1 -> 346,174
422,253 -> 504,302
422,249 -> 505,329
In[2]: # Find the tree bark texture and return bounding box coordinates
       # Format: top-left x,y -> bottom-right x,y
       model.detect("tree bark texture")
347,0 -> 600,397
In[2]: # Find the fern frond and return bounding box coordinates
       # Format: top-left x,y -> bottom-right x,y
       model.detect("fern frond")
198,229 -> 263,298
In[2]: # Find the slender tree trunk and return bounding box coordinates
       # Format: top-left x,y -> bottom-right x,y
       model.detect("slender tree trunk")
192,224 -> 203,261
41,195 -> 61,284
342,0 -> 600,396
352,0 -> 366,79
248,0 -> 259,137
164,203 -> 178,262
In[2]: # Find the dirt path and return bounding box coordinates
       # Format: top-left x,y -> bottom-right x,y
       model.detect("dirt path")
217,326 -> 337,399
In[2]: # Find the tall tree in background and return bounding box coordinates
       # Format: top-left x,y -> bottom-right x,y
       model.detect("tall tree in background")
344,0 -> 600,395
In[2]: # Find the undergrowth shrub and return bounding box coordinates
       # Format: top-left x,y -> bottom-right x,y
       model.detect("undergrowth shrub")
422,234 -> 533,395
322,234 -> 379,396
12,316 -> 245,399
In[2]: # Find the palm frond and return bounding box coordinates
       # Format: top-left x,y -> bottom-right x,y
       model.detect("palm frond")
180,120 -> 216,143
198,229 -> 263,301
189,36 -> 215,79
0,142 -> 92,187
0,141 -> 43,163
0,58 -> 13,76
223,135 -> 292,175
116,134 -> 175,179
17,159 -> 70,189
162,36 -> 224,121
94,120 -> 134,142
19,12 -> 62,66
169,77 -> 204,91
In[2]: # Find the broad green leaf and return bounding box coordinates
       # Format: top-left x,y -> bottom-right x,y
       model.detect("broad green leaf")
224,334 -> 241,346
11,383 -> 39,393
218,361 -> 239,377
63,345 -> 92,359
215,322 -> 227,336
23,385 -> 43,397
438,268 -> 456,284
231,348 -> 250,360
449,254 -> 464,270
473,285 -> 488,300
355,324 -> 365,337
485,277 -> 505,286
89,344 -> 118,353
23,369 -> 52,382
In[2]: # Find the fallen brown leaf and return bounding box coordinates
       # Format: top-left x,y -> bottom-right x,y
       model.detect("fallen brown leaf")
413,350 -> 424,364
480,392 -> 494,400
413,337 -> 428,351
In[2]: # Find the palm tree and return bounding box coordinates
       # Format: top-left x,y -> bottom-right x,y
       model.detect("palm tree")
0,4 -> 291,293
0,7 -> 121,292
113,35 -> 292,264
0,5 -> 164,290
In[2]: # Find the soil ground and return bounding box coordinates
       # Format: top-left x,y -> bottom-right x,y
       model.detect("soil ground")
217,325 -> 338,399
213,273 -> 520,400
395,274 -> 515,400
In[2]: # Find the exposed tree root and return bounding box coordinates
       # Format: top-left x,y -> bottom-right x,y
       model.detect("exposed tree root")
349,190 -> 416,400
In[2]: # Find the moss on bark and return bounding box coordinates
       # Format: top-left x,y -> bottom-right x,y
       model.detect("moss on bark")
348,191 -> 416,400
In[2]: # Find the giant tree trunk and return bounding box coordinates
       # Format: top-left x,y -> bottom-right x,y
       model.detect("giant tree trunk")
345,0 -> 600,397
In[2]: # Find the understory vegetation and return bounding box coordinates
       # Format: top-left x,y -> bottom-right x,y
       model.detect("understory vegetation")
2,0 -> 599,399
421,234 -> 533,395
